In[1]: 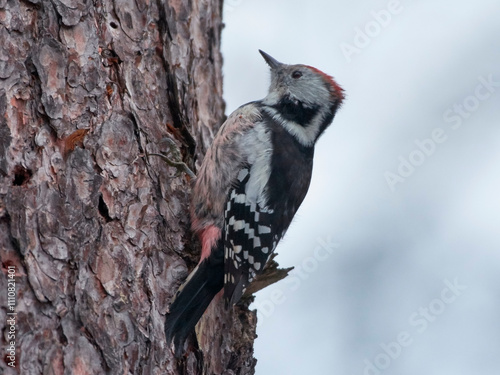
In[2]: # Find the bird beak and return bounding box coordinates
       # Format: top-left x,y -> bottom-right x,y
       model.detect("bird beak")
259,50 -> 282,70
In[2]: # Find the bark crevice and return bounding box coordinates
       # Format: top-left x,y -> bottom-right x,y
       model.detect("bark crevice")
0,1 -> 257,374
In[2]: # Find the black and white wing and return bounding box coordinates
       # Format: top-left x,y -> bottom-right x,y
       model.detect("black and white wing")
223,166 -> 279,306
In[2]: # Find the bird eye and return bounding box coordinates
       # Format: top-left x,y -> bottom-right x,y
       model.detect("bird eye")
292,71 -> 302,79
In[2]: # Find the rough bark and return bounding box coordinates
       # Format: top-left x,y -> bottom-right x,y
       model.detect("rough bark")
0,0 -> 260,374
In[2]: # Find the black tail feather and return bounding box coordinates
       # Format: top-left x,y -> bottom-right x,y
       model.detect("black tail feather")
165,255 -> 224,357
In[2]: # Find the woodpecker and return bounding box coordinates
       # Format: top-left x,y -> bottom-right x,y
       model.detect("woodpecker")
165,50 -> 344,356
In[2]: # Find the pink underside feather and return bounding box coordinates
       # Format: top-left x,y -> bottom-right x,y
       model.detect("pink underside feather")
199,225 -> 221,261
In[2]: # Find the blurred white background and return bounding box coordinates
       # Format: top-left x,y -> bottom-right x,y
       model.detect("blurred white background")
221,1 -> 500,374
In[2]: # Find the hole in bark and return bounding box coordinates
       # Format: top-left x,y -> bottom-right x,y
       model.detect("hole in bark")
110,21 -> 118,29
1,260 -> 15,272
12,165 -> 32,186
98,194 -> 112,222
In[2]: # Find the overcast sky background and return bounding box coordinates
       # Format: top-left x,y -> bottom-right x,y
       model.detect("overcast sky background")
221,1 -> 500,374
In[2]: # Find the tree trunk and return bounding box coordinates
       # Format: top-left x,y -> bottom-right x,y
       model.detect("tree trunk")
0,0 -> 258,374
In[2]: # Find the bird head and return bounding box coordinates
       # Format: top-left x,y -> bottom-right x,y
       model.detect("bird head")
259,50 -> 344,146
